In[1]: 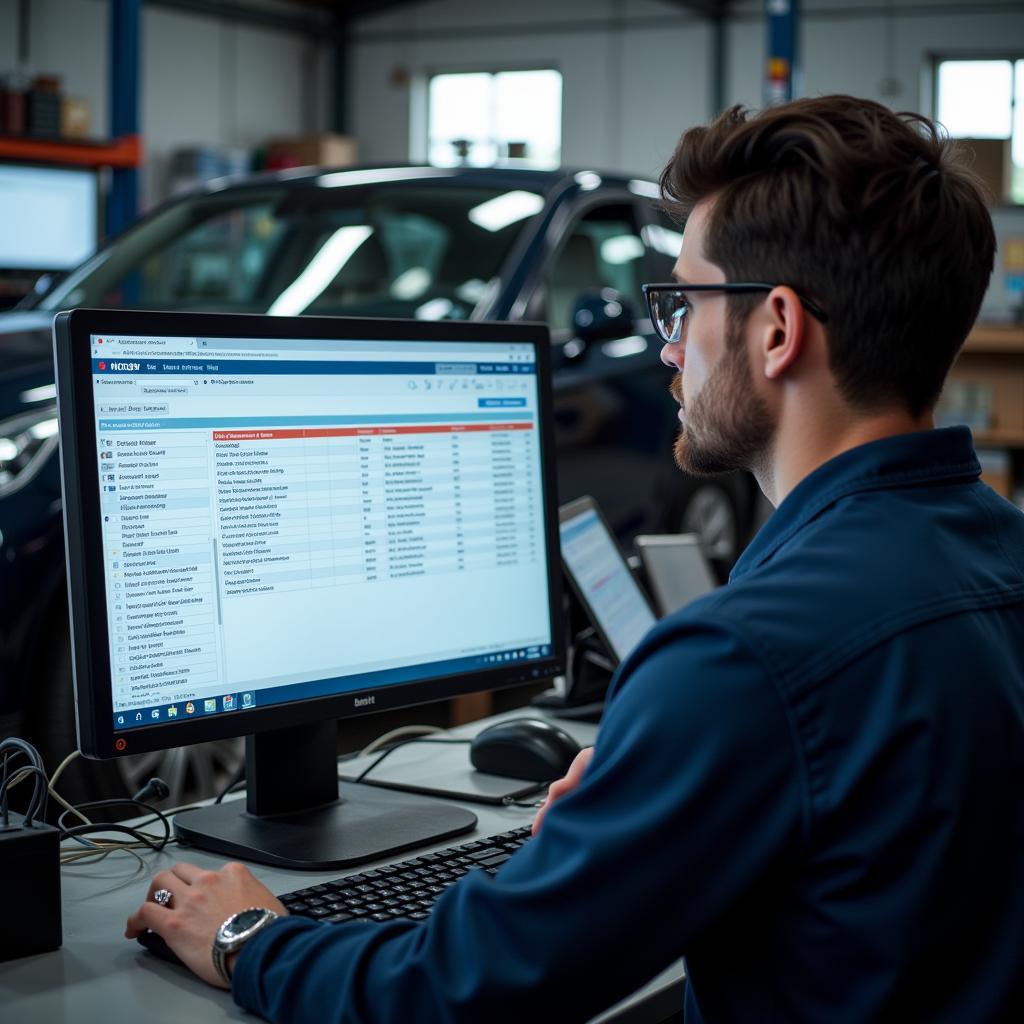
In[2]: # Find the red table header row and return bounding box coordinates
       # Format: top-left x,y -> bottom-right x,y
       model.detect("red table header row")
212,423 -> 534,442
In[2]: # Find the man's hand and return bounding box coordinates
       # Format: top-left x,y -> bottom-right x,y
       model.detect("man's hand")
532,745 -> 594,836
125,861 -> 288,989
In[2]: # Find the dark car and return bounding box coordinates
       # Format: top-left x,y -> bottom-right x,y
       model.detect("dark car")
0,165 -> 759,802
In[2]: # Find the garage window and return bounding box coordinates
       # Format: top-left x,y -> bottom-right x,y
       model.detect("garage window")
935,58 -> 1024,202
427,69 -> 562,168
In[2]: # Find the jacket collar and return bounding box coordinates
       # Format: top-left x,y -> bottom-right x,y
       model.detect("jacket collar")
730,426 -> 981,582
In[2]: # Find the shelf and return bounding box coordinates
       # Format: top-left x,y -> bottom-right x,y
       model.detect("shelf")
963,324 -> 1024,355
0,134 -> 141,168
970,428 -> 1024,448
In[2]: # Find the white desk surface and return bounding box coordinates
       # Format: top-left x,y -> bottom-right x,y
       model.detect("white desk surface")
0,710 -> 685,1024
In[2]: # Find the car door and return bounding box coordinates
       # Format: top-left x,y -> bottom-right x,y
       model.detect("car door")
521,197 -> 679,539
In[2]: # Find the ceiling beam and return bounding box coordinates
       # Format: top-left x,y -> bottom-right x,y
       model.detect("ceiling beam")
145,0 -> 333,38
659,0 -> 729,19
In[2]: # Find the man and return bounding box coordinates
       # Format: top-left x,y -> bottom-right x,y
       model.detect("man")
127,96 -> 1023,1021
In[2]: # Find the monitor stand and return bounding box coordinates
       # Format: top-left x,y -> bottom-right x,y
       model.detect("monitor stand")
173,720 -> 477,870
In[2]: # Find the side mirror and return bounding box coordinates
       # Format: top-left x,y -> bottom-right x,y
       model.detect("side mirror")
33,271 -> 66,295
570,288 -> 636,344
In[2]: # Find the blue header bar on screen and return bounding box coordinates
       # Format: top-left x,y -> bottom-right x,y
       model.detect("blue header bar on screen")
91,359 -> 537,376
560,509 -> 599,545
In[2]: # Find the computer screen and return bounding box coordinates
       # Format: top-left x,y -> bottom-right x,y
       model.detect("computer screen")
634,534 -> 716,617
0,164 -> 97,270
56,309 -> 564,867
559,497 -> 657,664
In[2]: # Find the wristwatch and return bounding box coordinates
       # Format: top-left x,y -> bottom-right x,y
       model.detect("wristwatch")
212,907 -> 280,985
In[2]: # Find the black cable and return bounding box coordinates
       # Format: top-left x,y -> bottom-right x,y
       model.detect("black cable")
0,762 -> 49,826
132,778 -> 170,804
59,822 -> 167,853
134,804 -> 204,829
214,764 -> 246,804
57,798 -> 170,852
354,738 -> 472,784
0,738 -> 47,826
0,739 -> 181,865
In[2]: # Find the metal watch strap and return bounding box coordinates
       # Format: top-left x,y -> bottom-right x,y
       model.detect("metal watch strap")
212,908 -> 278,986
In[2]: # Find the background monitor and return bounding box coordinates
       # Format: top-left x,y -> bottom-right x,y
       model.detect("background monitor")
0,164 -> 98,270
55,308 -> 564,868
634,534 -> 716,616
559,495 -> 657,665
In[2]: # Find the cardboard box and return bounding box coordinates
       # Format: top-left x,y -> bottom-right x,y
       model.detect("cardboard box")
940,356 -> 1024,432
960,138 -> 1012,205
265,133 -> 358,170
61,97 -> 91,139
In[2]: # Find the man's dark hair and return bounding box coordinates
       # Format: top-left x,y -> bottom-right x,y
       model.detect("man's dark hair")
659,95 -> 996,418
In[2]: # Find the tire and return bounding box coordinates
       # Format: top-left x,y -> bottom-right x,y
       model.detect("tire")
115,737 -> 244,810
672,481 -> 742,579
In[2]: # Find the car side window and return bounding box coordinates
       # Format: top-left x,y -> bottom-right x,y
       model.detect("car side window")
133,202 -> 284,308
538,204 -> 646,332
642,210 -> 685,280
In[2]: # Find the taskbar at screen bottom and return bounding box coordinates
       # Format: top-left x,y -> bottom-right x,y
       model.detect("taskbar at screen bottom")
112,642 -> 554,732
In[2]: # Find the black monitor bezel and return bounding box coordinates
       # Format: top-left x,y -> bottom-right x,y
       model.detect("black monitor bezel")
55,308 -> 565,760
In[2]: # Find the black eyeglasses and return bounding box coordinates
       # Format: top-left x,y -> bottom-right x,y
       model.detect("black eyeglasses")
642,282 -> 829,344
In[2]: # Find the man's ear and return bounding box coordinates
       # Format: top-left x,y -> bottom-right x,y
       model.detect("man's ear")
760,286 -> 806,381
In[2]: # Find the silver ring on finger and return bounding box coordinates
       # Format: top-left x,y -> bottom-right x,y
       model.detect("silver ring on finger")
152,888 -> 173,908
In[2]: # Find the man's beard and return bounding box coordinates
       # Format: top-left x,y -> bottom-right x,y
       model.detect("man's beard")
671,324 -> 775,477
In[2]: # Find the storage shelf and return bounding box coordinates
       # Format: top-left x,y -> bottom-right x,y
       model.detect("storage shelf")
970,428 -> 1024,448
0,134 -> 141,168
964,324 -> 1024,355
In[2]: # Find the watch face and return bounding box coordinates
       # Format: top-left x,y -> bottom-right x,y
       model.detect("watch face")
225,908 -> 267,939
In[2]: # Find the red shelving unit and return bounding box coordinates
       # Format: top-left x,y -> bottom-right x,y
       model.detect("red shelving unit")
0,134 -> 141,168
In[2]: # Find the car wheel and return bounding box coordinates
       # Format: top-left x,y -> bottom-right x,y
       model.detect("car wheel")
674,482 -> 741,571
116,738 -> 244,809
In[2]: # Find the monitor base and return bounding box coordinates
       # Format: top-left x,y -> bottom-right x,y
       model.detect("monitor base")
174,782 -> 477,870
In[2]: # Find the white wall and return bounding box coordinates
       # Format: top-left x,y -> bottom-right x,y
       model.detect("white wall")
349,0 -> 713,182
349,0 -> 1024,174
0,0 -> 330,206
347,0 -> 1024,317
141,6 -> 324,202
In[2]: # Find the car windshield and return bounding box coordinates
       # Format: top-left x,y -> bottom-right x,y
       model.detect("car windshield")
35,180 -> 546,319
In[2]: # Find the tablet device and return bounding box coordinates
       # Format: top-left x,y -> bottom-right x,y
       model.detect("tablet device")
634,533 -> 716,616
559,496 -> 657,665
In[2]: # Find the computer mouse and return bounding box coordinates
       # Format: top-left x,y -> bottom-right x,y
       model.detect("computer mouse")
469,718 -> 581,782
137,928 -> 185,968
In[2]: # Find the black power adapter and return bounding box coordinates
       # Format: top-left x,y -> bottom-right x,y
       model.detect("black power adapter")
0,811 -> 62,961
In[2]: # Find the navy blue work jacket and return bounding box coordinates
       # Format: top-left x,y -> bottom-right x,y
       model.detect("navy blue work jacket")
233,426 -> 1024,1022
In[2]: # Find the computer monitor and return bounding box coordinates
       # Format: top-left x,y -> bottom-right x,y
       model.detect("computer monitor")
634,534 -> 716,617
54,309 -> 565,869
0,164 -> 98,270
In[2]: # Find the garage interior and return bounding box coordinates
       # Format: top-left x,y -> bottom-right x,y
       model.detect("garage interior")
0,0 -> 1023,1019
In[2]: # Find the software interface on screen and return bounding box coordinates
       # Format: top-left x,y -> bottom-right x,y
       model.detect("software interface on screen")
90,333 -> 552,732
559,507 -> 656,663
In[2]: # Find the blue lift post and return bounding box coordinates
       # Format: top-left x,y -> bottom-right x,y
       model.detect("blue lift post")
765,0 -> 798,106
108,0 -> 141,240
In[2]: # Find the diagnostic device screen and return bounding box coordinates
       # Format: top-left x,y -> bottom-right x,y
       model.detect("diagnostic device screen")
559,506 -> 656,663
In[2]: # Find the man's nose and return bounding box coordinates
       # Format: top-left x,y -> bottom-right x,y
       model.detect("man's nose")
660,341 -> 682,371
